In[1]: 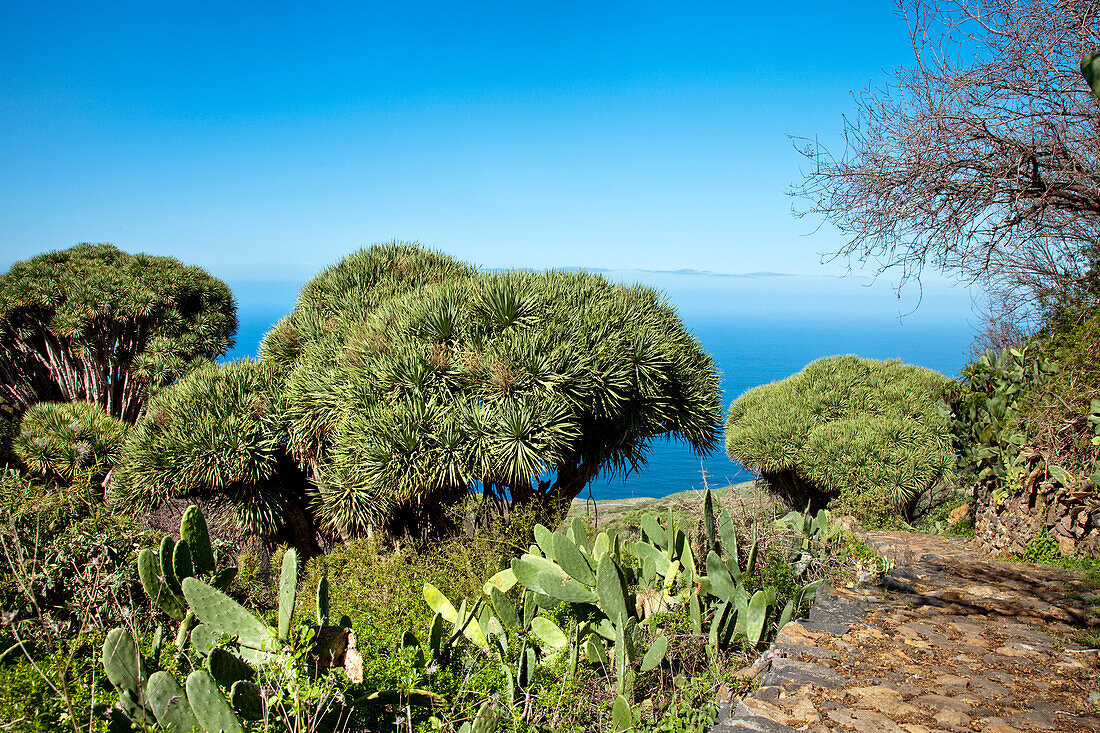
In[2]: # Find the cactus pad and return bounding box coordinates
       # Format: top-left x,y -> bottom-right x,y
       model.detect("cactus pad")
182,577 -> 276,651
229,680 -> 264,721
138,548 -> 186,622
181,505 -> 215,576
102,629 -> 146,699
186,669 -> 244,733
278,548 -> 298,640
146,671 -> 199,732
207,647 -> 255,687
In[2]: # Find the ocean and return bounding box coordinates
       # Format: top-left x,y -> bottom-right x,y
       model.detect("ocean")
225,270 -> 975,501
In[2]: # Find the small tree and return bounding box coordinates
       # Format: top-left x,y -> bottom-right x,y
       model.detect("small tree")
13,401 -> 129,488
725,356 -> 952,525
266,243 -> 723,538
794,0 -> 1100,331
0,244 -> 237,422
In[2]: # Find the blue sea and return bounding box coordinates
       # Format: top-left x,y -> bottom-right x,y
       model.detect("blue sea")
225,270 -> 975,501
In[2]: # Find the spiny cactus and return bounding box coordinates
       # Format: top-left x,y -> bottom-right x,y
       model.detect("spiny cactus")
146,671 -> 200,731
278,548 -> 298,640
186,669 -> 246,733
414,495 -> 829,726
102,627 -> 250,732
102,504 -> 371,731
139,504 -> 236,648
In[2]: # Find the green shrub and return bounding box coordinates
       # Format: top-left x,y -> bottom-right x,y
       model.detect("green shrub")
1019,305 -> 1100,489
112,359 -> 316,551
943,347 -> 1053,506
725,356 -> 952,526
0,469 -> 157,733
0,469 -> 157,650
0,651 -> 108,733
13,401 -> 128,487
1014,532 -> 1100,582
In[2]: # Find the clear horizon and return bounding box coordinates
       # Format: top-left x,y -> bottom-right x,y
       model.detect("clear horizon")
1,1 -> 947,297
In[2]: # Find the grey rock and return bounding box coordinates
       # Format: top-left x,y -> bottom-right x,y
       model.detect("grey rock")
712,701 -> 798,733
759,658 -> 844,690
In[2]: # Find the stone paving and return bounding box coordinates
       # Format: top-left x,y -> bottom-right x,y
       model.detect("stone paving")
714,531 -> 1100,733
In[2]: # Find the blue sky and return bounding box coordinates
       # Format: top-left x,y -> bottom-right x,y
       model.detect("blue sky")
0,1 -> 932,286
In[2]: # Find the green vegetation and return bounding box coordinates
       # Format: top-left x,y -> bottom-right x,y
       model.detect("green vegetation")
943,347 -> 1056,508
944,307 -> 1099,552
0,468 -> 159,733
2,221 -> 1093,730
111,359 -> 316,551
7,28 -> 1100,731
0,244 -> 237,422
99,505 -> 363,733
186,241 -> 721,541
1021,302 -> 1100,488
724,355 -> 953,527
1014,533 -> 1100,581
13,401 -> 129,488
1,491 -> 869,733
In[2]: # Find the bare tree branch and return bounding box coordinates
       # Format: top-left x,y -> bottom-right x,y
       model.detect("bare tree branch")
794,0 -> 1100,331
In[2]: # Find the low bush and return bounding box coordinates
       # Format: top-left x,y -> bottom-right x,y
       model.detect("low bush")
341,494 -> 841,733
942,347 -> 1054,507
725,355 -> 953,527
0,651 -> 106,733
1015,532 -> 1100,579
0,468 -> 158,733
0,469 -> 156,646
1020,304 -> 1100,487
13,401 -> 128,488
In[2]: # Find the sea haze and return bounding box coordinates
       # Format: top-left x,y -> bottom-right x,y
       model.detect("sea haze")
224,269 -> 976,501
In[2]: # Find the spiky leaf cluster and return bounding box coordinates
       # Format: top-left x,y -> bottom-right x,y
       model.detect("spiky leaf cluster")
112,360 -> 298,536
0,244 -> 237,422
260,242 -> 477,379
13,400 -> 129,486
725,355 -> 951,522
264,243 -> 721,537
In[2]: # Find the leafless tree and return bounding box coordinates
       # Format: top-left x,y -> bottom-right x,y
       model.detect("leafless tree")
794,0 -> 1100,333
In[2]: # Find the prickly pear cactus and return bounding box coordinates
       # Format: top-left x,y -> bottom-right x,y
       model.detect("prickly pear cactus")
137,547 -> 186,622
181,504 -> 215,575
146,671 -> 200,732
101,629 -> 146,705
186,669 -> 245,733
278,548 -> 298,640
182,576 -> 276,650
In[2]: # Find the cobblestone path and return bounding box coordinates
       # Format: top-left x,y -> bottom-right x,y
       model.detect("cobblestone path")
715,532 -> 1100,733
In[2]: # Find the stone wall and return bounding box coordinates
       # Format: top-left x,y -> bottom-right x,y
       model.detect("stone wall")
974,452 -> 1100,557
